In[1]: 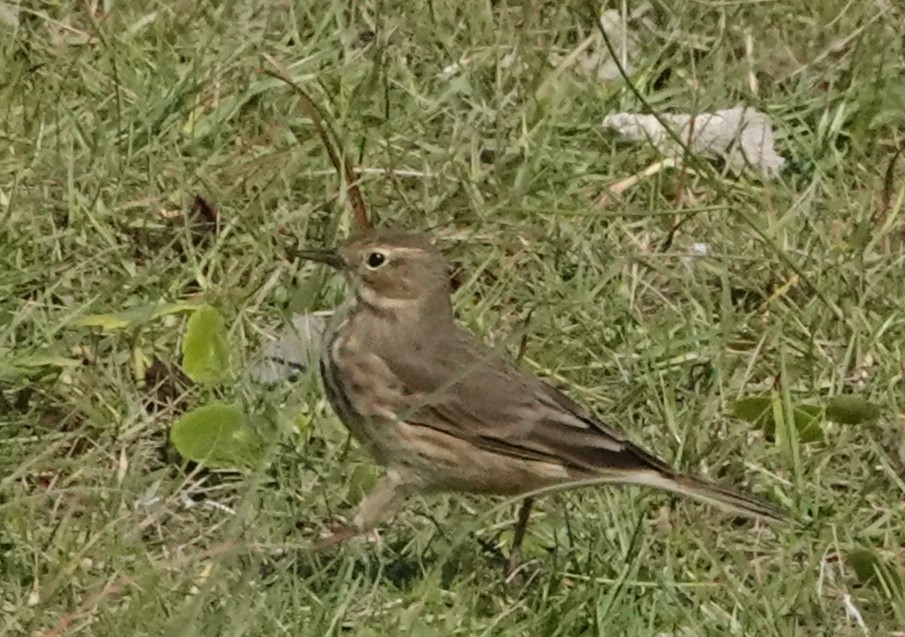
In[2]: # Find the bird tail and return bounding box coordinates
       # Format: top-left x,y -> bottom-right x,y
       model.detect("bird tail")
632,470 -> 784,522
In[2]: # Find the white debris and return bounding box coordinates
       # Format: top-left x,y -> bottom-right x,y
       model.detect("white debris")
603,106 -> 786,178
0,2 -> 19,29
547,8 -> 644,84
581,9 -> 637,81
437,57 -> 471,80
135,481 -> 162,508
842,594 -> 869,634
248,312 -> 331,384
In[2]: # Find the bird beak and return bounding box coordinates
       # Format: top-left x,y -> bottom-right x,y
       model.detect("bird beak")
294,248 -> 345,270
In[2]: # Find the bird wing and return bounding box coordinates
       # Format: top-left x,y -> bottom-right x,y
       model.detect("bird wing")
376,325 -> 674,476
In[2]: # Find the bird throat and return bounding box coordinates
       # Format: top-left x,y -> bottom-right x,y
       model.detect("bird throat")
354,282 -> 422,314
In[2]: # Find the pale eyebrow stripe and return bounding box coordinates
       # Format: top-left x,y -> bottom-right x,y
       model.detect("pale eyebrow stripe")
388,247 -> 427,256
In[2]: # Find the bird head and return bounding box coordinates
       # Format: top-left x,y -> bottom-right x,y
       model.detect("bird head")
296,230 -> 453,316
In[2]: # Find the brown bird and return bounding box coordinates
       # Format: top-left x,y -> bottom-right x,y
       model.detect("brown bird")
297,230 -> 782,562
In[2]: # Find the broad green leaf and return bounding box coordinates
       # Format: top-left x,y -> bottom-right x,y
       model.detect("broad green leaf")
792,405 -> 824,443
848,548 -> 904,595
78,301 -> 201,332
826,395 -> 880,425
0,355 -> 81,381
732,396 -> 772,427
181,305 -> 230,385
170,403 -> 263,469
849,548 -> 882,584
731,396 -> 824,443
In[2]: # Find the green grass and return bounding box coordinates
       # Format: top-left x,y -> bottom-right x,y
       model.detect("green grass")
2,1 -> 905,635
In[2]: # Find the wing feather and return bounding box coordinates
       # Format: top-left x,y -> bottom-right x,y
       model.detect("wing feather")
375,325 -> 673,476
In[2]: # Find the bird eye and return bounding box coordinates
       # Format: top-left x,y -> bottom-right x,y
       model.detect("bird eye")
365,251 -> 386,269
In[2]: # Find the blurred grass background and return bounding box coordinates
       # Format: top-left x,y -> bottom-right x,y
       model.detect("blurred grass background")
1,1 -> 904,635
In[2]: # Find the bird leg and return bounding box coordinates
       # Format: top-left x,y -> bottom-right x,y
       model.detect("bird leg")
316,469 -> 411,549
507,496 -> 535,573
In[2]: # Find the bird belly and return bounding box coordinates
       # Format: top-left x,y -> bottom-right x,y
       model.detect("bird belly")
320,317 -> 415,467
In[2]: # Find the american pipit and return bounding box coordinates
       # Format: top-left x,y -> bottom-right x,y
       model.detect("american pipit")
298,230 -> 782,557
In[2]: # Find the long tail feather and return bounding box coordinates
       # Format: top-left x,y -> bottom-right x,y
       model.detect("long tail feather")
634,471 -> 784,522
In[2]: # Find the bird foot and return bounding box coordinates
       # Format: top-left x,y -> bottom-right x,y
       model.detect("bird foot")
314,525 -> 360,550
